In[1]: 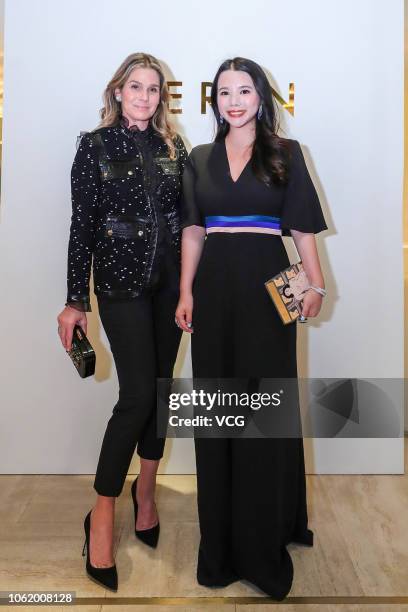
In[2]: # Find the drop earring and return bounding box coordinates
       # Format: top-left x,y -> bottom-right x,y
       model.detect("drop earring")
219,115 -> 224,124
257,104 -> 263,120
116,95 -> 122,102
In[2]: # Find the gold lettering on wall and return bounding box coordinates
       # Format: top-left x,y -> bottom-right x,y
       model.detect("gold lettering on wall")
199,82 -> 295,116
201,82 -> 212,114
167,81 -> 295,115
272,82 -> 295,116
167,81 -> 182,114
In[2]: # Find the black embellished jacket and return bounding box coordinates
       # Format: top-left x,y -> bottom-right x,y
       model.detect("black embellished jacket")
66,120 -> 188,311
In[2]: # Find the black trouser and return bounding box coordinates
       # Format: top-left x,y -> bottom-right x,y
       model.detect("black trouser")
93,248 -> 181,497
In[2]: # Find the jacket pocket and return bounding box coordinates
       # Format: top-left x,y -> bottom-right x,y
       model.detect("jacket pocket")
100,158 -> 141,181
105,215 -> 150,239
154,157 -> 179,176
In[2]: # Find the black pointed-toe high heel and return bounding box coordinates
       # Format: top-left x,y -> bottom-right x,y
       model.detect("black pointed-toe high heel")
82,510 -> 118,592
131,477 -> 160,548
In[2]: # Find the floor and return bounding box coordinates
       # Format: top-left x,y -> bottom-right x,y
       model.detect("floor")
0,440 -> 408,611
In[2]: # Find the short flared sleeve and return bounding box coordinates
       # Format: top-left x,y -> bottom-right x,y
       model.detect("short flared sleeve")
180,151 -> 205,229
280,140 -> 328,235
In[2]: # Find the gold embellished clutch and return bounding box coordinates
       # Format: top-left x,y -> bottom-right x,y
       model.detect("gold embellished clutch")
265,261 -> 310,324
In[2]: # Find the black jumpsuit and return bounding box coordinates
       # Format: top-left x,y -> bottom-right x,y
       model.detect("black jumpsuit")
181,138 -> 327,600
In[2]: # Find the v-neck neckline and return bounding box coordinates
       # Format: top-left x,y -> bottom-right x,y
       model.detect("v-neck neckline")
222,138 -> 251,185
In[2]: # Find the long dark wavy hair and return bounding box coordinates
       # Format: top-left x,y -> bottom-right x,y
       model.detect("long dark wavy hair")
210,57 -> 290,186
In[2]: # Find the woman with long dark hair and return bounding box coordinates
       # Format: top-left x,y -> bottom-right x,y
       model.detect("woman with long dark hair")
57,53 -> 186,591
176,57 -> 327,600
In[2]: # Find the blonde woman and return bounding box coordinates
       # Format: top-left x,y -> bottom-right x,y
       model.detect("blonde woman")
57,53 -> 187,591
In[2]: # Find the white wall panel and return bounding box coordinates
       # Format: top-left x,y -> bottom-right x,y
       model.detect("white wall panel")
0,0 -> 403,473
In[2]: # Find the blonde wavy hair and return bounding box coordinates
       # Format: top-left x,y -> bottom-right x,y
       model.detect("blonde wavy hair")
99,53 -> 177,159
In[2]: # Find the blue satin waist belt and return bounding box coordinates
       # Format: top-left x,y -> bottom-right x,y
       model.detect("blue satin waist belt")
205,215 -> 282,235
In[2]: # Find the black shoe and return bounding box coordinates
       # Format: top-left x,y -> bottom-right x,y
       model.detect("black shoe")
131,477 -> 160,548
82,510 -> 118,592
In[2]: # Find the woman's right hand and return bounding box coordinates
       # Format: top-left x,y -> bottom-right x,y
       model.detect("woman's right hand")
57,306 -> 87,352
175,293 -> 194,333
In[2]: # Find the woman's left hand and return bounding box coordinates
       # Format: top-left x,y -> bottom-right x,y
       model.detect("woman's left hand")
300,289 -> 323,318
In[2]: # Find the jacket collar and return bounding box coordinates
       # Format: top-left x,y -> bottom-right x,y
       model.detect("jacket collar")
119,115 -> 154,138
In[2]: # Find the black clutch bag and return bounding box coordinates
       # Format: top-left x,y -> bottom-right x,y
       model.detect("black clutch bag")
68,325 -> 96,378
